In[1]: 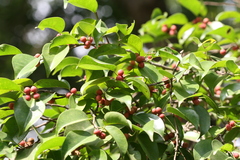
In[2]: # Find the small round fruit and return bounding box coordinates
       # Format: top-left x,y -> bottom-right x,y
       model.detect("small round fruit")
159,114 -> 165,119
19,141 -> 26,147
215,90 -> 221,95
25,95 -> 31,101
138,62 -> 145,68
155,107 -> 162,114
162,89 -> 167,95
192,99 -> 200,105
88,37 -> 93,43
169,30 -> 176,36
162,76 -> 169,84
170,25 -> 177,31
47,99 -> 55,104
161,25 -> 168,33
8,102 -> 14,110
136,56 -> 145,63
168,132 -> 175,139
182,142 -> 189,148
129,106 -> 138,114
199,23 -> 207,29
116,75 -> 124,81
95,95 -> 102,101
232,45 -> 239,51
229,120 -> 235,127
151,108 -> 157,114
33,93 -> 40,100
100,132 -> 106,139
165,83 -> 171,88
70,88 -> 77,94
24,87 -> 31,95
202,18 -> 210,24
96,89 -> 103,95
93,129 -> 101,136
124,112 -> 130,118
214,86 -> 221,92
233,152 -> 239,159
30,86 -> 38,93
80,36 -> 87,43
225,124 -> 232,131
127,65 -> 133,71
66,92 -> 72,98
130,60 -> 136,66
117,69 -> 124,76
84,45 -> 90,49
34,53 -> 41,58
27,137 -> 34,143
219,49 -> 227,55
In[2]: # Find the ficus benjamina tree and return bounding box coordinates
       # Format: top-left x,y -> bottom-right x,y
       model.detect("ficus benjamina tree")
0,0 -> 240,159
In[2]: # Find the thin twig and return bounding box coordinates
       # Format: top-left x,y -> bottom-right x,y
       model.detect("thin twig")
203,1 -> 240,8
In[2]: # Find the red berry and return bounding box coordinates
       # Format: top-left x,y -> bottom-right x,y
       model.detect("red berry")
169,30 -> 176,36
8,102 -> 14,110
84,45 -> 90,49
129,106 -> 138,114
96,89 -> 103,95
215,90 -> 221,95
138,62 -> 145,68
116,75 -> 124,81
161,25 -> 168,32
124,133 -> 130,139
33,93 -> 40,100
182,142 -> 189,148
100,132 -> 106,139
199,23 -> 207,29
165,83 -> 171,88
88,37 -> 93,43
24,87 -> 31,95
25,95 -> 31,101
168,132 -> 175,139
162,76 -> 169,84
136,56 -> 145,63
162,89 -> 167,95
220,49 -> 227,55
93,129 -> 101,136
48,99 -> 55,104
135,53 -> 140,57
233,152 -> 239,159
19,141 -> 26,147
66,92 -> 72,98
130,60 -> 136,66
95,95 -> 102,101
80,36 -> 87,43
151,108 -> 157,114
155,107 -> 162,114
225,124 -> 232,131
232,45 -> 239,51
124,112 -> 130,118
117,69 -> 124,76
170,25 -> 177,31
214,86 -> 221,92
147,55 -> 152,59
85,40 -> 91,46
159,114 -> 165,119
202,18 -> 210,24
30,86 -> 38,93
70,88 -> 77,94
192,99 -> 200,105
34,53 -> 41,58
229,120 -> 235,127
127,65 -> 133,71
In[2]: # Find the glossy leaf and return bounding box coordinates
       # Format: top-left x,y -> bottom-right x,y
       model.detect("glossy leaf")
126,77 -> 150,99
61,130 -> 99,160
173,83 -> 191,105
0,78 -> 21,98
164,13 -> 188,25
105,125 -> 128,155
50,35 -> 79,48
34,79 -> 69,89
37,17 -> 65,33
53,56 -> 80,75
125,34 -> 143,52
14,98 -> 45,134
89,149 -> 108,160
207,25 -> 235,41
104,112 -> 129,128
193,139 -> 212,160
220,83 -> 240,101
194,105 -> 210,136
68,0 -> 98,13
78,55 -> 116,71
55,109 -> 89,134
89,44 -> 126,57
60,65 -> 83,78
0,44 -> 22,56
226,60 -> 239,73
178,0 -> 207,16
216,11 -> 240,22
116,21 -> 135,35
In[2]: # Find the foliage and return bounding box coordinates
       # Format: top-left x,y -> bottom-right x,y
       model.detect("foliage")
0,0 -> 240,159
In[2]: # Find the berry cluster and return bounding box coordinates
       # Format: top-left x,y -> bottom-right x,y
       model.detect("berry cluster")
162,76 -> 171,88
127,60 -> 136,71
65,87 -> 78,98
151,107 -> 165,119
93,129 -> 106,139
136,54 -> 145,68
80,36 -> 93,49
192,17 -> 202,24
164,132 -> 175,141
192,96 -> 200,106
116,69 -> 124,81
225,120 -> 236,131
95,89 -> 112,107
214,86 -> 221,95
232,45 -> 239,51
161,24 -> 177,36
18,138 -> 34,148
124,106 -> 138,118
24,86 -> 40,101
199,18 -> 210,29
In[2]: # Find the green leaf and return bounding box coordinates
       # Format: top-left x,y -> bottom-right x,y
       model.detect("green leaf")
55,109 -> 89,134
60,65 -> 83,78
105,125 -> 128,155
151,8 -> 162,19
220,83 -> 240,101
13,78 -> 33,87
78,20 -> 96,35
177,0 -> 207,16
0,78 -> 21,99
42,43 -> 69,77
53,56 -> 80,75
140,64 -> 162,83
224,127 -> 240,143
14,98 -> 45,134
194,105 -> 210,136
78,55 -> 116,71
216,11 -> 240,22
158,49 -> 180,61
89,44 -> 126,57
226,60 -> 239,73
61,130 -> 99,160
164,13 -> 188,25
193,139 -> 212,160
207,25 -> 235,41
104,111 -> 130,127
34,79 -> 69,89
68,0 -> 98,13
137,133 -> 159,160
12,54 -> 39,79
189,53 -> 203,70
0,44 -> 22,56
89,149 -> 108,160
50,35 -> 79,48
37,17 -> 65,33
126,77 -> 150,99
173,83 -> 191,106
125,34 -> 143,52
15,143 -> 39,160
202,95 -> 219,112
35,137 -> 65,159
116,21 -> 135,35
